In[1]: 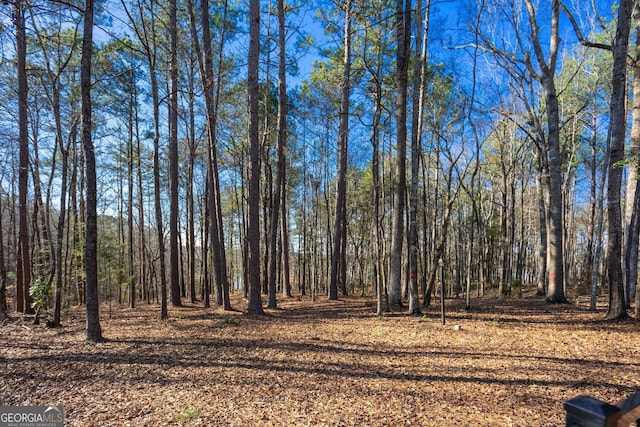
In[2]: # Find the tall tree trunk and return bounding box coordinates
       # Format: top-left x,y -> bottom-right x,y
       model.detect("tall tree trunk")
606,0 -> 632,320
388,0 -> 411,309
168,0 -> 181,307
543,76 -> 566,303
81,0 -> 103,341
135,100 -> 147,305
584,113 -> 598,302
329,0 -> 352,301
52,116 -> 71,327
522,0 -> 565,302
624,26 -> 640,310
247,0 -> 264,315
268,0 -> 289,308
188,0 -> 231,310
408,0 -> 429,315
15,0 -> 34,315
128,68 -> 136,309
153,81 -> 168,319
186,54 -> 197,304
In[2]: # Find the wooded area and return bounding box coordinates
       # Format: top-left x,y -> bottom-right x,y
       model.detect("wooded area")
0,0 -> 639,335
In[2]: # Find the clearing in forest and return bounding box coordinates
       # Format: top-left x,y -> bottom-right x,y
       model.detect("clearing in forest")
1,295 -> 639,426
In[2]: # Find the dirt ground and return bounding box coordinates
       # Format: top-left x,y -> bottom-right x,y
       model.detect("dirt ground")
1,293 -> 639,426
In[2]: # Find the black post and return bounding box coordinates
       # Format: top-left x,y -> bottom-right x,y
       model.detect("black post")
439,258 -> 445,325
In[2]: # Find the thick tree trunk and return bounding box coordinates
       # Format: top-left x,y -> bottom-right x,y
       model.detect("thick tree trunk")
606,0 -> 632,320
544,77 -> 567,303
623,28 -> 640,309
81,0 -> 103,341
247,0 -> 264,315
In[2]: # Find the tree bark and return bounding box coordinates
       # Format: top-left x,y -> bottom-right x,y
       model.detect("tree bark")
247,0 -> 264,315
329,0 -> 352,301
623,26 -> 640,310
81,0 -> 103,341
268,0 -> 289,308
15,0 -> 34,315
606,0 -> 632,320
388,0 -> 410,309
168,0 -> 181,307
408,0 -> 429,315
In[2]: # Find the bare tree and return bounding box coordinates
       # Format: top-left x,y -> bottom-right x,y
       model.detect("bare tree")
478,0 -> 566,303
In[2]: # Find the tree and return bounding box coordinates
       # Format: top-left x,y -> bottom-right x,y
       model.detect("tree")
407,0 -> 430,315
267,0 -> 290,308
478,0 -> 566,303
605,0 -> 632,320
121,0 -> 168,319
168,0 -> 181,307
624,24 -> 640,311
247,0 -> 264,315
81,0 -> 103,342
15,0 -> 34,315
388,0 -> 411,309
193,0 -> 231,310
328,0 -> 352,301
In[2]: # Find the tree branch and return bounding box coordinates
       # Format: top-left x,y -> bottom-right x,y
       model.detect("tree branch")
558,1 -> 612,52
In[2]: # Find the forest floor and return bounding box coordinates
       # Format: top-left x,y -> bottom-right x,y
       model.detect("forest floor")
1,292 -> 639,426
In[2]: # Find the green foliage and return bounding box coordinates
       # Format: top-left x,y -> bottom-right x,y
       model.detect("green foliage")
176,407 -> 199,420
29,278 -> 52,310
